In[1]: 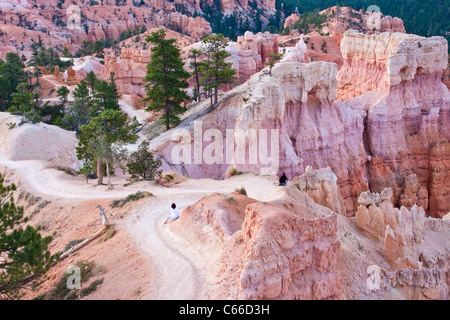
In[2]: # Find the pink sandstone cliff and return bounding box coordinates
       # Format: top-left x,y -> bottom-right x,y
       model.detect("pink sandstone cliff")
341,31 -> 450,217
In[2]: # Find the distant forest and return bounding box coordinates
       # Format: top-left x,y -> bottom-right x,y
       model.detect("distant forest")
277,0 -> 450,44
204,0 -> 449,46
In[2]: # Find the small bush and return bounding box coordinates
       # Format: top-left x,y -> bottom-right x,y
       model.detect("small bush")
111,191 -> 153,208
235,187 -> 247,196
163,174 -> 174,182
226,167 -> 238,178
79,279 -> 104,298
222,193 -> 235,203
35,261 -> 101,300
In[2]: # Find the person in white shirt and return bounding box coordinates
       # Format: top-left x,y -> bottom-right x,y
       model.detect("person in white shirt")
164,203 -> 180,224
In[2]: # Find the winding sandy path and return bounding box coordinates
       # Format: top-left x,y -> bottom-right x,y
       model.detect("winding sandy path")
126,196 -> 208,299
0,148 -> 281,299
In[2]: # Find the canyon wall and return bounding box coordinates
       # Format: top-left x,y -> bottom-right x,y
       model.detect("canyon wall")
337,30 -> 448,101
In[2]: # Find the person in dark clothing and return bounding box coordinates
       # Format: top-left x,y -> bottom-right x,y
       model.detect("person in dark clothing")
279,173 -> 288,186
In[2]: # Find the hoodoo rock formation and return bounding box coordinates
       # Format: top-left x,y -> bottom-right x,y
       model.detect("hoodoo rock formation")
355,188 -> 449,299
104,49 -> 151,97
339,31 -> 450,217
228,32 -> 279,84
293,166 -> 346,215
380,16 -> 406,33
155,30 -> 449,218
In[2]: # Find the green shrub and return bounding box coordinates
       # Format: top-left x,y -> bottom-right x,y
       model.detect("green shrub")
111,191 -> 153,208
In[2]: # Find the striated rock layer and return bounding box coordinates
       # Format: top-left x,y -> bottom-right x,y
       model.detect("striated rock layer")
337,30 -> 448,101
340,31 -> 450,217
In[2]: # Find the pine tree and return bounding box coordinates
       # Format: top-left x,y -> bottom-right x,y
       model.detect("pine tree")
126,140 -> 162,181
0,174 -> 57,298
62,80 -> 93,133
200,34 -> 236,106
56,86 -> 69,108
94,72 -> 120,111
0,53 -> 25,110
93,40 -> 104,57
62,47 -> 72,58
188,48 -> 203,102
8,83 -> 41,124
76,109 -> 138,187
85,70 -> 98,96
143,29 -> 190,131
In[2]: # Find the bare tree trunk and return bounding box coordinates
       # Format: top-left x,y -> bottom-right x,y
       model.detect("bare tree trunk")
106,162 -> 112,190
97,159 -> 103,185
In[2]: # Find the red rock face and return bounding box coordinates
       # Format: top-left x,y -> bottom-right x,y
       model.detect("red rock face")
240,199 -> 340,300
337,31 -> 450,217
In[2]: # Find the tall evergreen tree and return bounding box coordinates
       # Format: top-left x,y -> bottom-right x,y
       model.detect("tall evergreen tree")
188,49 -> 203,102
56,86 -> 69,108
8,82 -> 41,124
62,80 -> 93,133
94,72 -> 120,111
200,34 -> 236,106
85,70 -> 98,96
143,29 -> 190,130
76,109 -> 138,187
0,53 -> 25,110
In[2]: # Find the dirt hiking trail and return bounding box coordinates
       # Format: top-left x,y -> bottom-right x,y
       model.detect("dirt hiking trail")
0,154 -> 283,299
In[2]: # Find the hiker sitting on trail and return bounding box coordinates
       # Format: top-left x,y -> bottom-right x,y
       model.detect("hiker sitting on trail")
279,173 -> 288,186
164,203 -> 180,224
